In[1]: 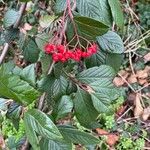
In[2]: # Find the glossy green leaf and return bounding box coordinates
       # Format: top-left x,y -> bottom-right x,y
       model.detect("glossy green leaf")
40,138 -> 72,150
74,16 -> 109,39
97,31 -> 124,54
108,0 -> 124,28
53,95 -> 73,120
24,109 -> 63,149
58,125 -> 100,145
22,38 -> 40,63
73,87 -> 99,128
77,65 -> 115,84
4,9 -> 19,28
76,0 -> 112,25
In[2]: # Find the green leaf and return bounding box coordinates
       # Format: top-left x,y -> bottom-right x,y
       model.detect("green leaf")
58,125 -> 100,145
39,15 -> 56,28
40,138 -> 72,150
74,16 -> 109,39
106,53 -> 123,72
97,31 -> 124,54
50,76 -> 69,101
91,92 -> 112,113
53,95 -> 73,120
22,38 -> 40,63
73,87 -> 99,128
76,0 -> 112,25
0,67 -> 39,105
20,64 -> 36,86
24,113 -> 40,150
19,0 -> 31,2
24,109 -> 63,149
85,49 -> 106,67
77,65 -> 115,84
35,33 -> 51,50
108,0 -> 124,28
4,9 -> 19,28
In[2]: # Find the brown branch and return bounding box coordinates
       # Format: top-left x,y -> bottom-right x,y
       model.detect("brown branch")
0,3 -> 27,65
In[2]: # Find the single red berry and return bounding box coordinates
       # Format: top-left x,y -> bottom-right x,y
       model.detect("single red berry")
52,53 -> 59,62
44,44 -> 55,54
60,57 -> 66,63
57,45 -> 65,53
82,52 -> 89,58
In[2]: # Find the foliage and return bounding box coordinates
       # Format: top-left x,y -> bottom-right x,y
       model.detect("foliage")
0,0 -> 149,150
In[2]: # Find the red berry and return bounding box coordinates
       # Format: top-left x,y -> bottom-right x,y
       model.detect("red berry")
82,52 -> 89,58
57,45 -> 65,53
44,44 -> 55,54
52,53 -> 59,62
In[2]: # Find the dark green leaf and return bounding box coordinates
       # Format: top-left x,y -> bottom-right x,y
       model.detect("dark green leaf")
53,95 -> 73,120
108,0 -> 124,28
4,9 -> 19,28
76,0 -> 112,25
73,87 -> 99,128
74,16 -> 109,39
20,64 -> 36,86
24,109 -> 63,149
97,31 -> 124,54
22,38 -> 40,63
58,125 -> 100,145
0,67 -> 39,105
77,65 -> 115,84
40,138 -> 72,150
85,49 -> 106,68
106,53 -> 123,72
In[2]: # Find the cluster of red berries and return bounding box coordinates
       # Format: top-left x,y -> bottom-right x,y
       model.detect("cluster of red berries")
44,43 -> 97,62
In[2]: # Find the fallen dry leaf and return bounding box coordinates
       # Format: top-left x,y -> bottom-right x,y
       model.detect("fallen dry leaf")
138,79 -> 147,85
134,93 -> 144,117
96,128 -> 119,146
127,74 -> 137,84
144,53 -> 150,62
113,77 -> 124,87
136,70 -> 148,79
142,106 -> 150,121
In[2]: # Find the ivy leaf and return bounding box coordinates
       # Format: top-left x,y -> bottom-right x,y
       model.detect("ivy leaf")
108,0 -> 124,28
58,125 -> 100,145
77,65 -> 115,84
40,138 -> 72,150
24,109 -> 63,149
97,31 -> 124,54
76,0 -> 112,25
73,87 -> 99,128
4,9 -> 19,28
53,95 -> 73,121
74,16 -> 109,39
22,38 -> 40,63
